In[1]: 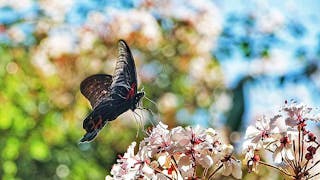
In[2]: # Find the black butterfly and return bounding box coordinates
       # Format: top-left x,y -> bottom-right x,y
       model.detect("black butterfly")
79,40 -> 144,142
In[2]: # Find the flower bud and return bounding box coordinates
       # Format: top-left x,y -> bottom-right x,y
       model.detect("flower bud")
308,132 -> 316,142
305,153 -> 313,160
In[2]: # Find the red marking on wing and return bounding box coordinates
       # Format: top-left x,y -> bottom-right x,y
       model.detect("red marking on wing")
94,116 -> 103,129
126,83 -> 136,99
88,120 -> 94,130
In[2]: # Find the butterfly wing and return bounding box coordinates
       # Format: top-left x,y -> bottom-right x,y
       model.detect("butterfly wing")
110,40 -> 138,100
80,102 -> 113,142
80,74 -> 113,109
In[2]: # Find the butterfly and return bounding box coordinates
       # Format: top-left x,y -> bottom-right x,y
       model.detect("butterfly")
79,40 -> 144,142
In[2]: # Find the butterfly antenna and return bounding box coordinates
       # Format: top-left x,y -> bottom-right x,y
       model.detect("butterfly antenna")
144,95 -> 159,110
139,85 -> 158,112
137,89 -> 162,127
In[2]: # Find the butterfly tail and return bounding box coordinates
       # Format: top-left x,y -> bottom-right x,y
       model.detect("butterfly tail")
79,129 -> 99,143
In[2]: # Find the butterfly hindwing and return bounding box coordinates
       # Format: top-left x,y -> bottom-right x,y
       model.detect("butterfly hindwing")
80,103 -> 115,142
110,40 -> 138,100
80,74 -> 113,109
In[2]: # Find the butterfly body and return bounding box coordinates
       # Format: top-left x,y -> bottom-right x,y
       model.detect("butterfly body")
79,40 -> 144,142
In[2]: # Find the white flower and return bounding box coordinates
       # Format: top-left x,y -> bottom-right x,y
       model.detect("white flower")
144,122 -> 172,156
105,175 -> 113,180
243,143 -> 255,161
244,116 -> 279,149
221,145 -> 242,179
196,154 -> 213,168
273,135 -> 294,163
171,126 -> 190,146
177,155 -> 194,178
221,158 -> 242,179
110,142 -> 144,179
157,152 -> 170,168
243,101 -> 320,178
269,114 -> 288,133
109,123 -> 240,179
174,126 -> 217,167
243,144 -> 260,173
283,102 -> 307,127
141,163 -> 155,178
282,102 -> 320,125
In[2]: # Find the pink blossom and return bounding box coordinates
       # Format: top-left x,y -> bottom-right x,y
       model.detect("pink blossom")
108,123 -> 240,179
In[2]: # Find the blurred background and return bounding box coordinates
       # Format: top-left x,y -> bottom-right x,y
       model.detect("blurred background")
0,0 -> 319,179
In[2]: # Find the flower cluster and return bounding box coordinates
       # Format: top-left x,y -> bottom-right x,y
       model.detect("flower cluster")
107,122 -> 241,179
243,101 -> 320,179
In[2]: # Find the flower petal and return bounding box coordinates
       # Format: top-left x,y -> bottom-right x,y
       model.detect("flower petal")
273,147 -> 283,163
232,160 -> 242,179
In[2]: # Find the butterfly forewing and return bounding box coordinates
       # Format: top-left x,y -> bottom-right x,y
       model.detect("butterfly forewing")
110,40 -> 138,100
80,74 -> 113,108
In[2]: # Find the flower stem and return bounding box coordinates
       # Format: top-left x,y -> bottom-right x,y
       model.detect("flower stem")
208,164 -> 223,179
153,167 -> 173,180
259,161 -> 295,178
283,158 -> 295,173
299,129 -> 302,164
293,139 -> 298,168
308,172 -> 320,179
265,140 -> 277,152
300,129 -> 304,164
305,159 -> 320,172
170,155 -> 183,178
302,160 -> 309,172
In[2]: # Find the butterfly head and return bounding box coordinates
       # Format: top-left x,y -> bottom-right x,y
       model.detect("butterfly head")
131,91 -> 145,110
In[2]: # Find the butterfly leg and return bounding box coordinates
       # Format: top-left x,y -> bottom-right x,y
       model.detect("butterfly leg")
141,95 -> 162,126
138,107 -> 161,127
133,110 -> 146,138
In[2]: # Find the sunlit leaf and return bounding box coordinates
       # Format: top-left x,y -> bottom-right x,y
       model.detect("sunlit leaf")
2,137 -> 20,160
29,140 -> 50,161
